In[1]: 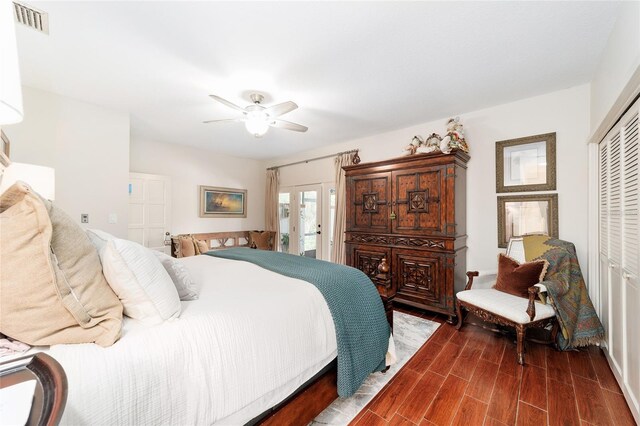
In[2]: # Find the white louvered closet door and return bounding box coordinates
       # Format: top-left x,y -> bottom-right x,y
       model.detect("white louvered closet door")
599,98 -> 640,418
599,140 -> 609,343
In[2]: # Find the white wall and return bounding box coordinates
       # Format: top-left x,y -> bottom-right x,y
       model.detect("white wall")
590,1 -> 640,133
130,139 -> 266,235
3,86 -> 130,236
268,85 -> 591,276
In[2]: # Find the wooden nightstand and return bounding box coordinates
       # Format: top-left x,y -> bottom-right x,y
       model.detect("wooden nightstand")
0,353 -> 67,425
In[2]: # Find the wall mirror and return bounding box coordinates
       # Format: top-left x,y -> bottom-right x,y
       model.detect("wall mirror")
497,193 -> 558,248
496,132 -> 556,192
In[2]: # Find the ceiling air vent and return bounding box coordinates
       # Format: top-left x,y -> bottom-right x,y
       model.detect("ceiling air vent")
13,1 -> 49,34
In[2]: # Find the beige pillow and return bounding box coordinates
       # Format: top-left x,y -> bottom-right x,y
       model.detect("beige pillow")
0,183 -> 123,346
195,239 -> 209,254
180,237 -> 196,257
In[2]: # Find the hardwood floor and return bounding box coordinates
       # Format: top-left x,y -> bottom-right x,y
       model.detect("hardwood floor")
351,308 -> 636,426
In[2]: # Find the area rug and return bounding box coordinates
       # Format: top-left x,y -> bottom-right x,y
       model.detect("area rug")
310,311 -> 440,425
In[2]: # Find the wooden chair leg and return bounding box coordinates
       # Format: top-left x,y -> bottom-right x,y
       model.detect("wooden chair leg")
516,325 -> 525,365
455,301 -> 464,331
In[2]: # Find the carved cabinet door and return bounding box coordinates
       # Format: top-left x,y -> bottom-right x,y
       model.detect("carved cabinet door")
393,248 -> 449,309
391,165 -> 449,236
346,244 -> 394,298
346,172 -> 392,233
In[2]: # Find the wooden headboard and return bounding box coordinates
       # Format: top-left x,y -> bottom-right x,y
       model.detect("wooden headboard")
171,231 -> 275,257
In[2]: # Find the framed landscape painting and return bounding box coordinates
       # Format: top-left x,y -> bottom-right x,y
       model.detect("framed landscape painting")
199,186 -> 247,218
496,132 -> 556,193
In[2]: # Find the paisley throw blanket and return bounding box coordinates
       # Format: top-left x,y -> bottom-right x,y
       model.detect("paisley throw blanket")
523,235 -> 604,349
207,248 -> 391,397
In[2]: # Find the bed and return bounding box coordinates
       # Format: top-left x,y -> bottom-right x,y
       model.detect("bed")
0,183 -> 393,425
28,246 -> 395,425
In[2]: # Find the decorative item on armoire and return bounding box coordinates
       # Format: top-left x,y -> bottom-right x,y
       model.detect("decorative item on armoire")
405,117 -> 469,156
344,150 -> 469,323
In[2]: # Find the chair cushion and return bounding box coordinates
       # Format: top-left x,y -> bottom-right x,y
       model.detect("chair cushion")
457,289 -> 555,324
493,254 -> 548,298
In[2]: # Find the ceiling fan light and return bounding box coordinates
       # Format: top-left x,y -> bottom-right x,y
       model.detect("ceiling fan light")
245,111 -> 270,137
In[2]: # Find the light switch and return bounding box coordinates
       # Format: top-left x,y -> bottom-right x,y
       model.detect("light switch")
81,214 -> 89,224
108,213 -> 118,224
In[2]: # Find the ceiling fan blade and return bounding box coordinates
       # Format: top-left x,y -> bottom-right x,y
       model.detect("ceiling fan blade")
202,118 -> 244,124
209,95 -> 246,113
264,101 -> 298,117
270,119 -> 308,132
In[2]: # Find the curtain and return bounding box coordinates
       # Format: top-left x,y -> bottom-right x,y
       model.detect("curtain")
331,153 -> 352,264
265,169 -> 279,250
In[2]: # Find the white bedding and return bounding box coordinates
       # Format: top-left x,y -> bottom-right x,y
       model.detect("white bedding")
48,255 -> 343,425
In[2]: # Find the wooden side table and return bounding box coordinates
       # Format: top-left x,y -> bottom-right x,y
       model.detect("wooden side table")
0,353 -> 68,426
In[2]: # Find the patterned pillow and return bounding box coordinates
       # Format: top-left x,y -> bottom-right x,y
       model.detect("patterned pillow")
493,254 -> 548,298
249,231 -> 272,250
153,251 -> 198,301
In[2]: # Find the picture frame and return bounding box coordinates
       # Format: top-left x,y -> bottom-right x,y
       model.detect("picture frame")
199,186 -> 247,218
496,132 -> 556,192
0,130 -> 10,168
497,193 -> 558,248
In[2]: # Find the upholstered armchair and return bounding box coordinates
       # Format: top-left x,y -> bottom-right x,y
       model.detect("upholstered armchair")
455,238 -> 558,365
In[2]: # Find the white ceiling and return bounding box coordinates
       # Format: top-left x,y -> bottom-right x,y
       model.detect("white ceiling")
16,1 -> 622,160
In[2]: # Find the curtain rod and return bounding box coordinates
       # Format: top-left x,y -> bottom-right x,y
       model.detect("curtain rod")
267,149 -> 359,170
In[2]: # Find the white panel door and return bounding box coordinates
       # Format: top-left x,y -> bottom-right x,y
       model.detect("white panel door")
128,173 -> 171,253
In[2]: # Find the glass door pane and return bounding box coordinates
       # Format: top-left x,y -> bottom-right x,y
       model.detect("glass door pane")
278,192 -> 291,253
298,186 -> 322,258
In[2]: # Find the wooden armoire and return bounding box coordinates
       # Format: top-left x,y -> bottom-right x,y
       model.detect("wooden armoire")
343,150 -> 469,323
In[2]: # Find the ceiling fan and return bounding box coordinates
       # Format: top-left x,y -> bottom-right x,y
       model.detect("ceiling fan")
204,93 -> 308,137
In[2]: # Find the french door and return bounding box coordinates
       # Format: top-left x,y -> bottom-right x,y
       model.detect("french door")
279,184 -> 323,259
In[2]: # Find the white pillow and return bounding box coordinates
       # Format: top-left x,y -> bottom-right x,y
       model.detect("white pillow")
101,238 -> 181,323
86,229 -> 116,253
152,251 -> 199,301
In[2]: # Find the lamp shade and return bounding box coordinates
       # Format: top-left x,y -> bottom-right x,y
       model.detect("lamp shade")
0,0 -> 24,125
0,162 -> 55,200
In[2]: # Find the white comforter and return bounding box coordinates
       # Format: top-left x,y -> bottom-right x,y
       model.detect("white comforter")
48,255 -> 341,425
